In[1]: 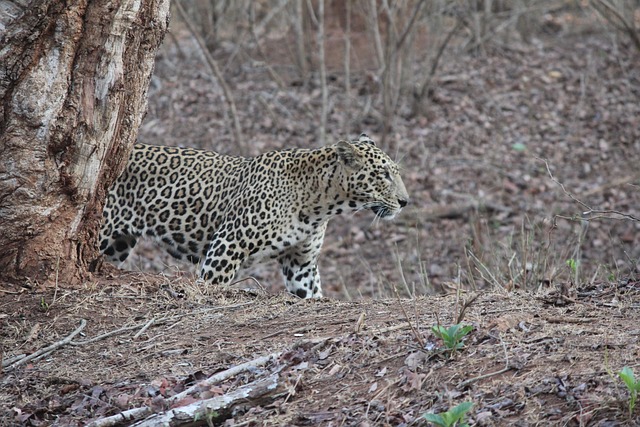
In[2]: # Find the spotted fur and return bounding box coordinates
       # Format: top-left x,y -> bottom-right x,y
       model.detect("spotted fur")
100,134 -> 409,298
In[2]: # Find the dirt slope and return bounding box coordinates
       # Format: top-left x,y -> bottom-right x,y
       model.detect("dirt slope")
1,277 -> 639,426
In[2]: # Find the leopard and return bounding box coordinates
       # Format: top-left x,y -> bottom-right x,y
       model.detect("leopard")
99,134 -> 409,298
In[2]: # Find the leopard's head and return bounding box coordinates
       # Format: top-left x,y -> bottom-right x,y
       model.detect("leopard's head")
335,134 -> 409,220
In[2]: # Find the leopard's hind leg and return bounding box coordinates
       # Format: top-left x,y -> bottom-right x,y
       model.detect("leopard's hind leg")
100,233 -> 138,265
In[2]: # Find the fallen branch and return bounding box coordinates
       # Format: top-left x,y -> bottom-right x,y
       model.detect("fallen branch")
169,352 -> 281,403
70,322 -> 147,346
545,316 -> 591,324
133,374 -> 281,427
458,365 -> 512,389
4,319 -> 86,371
1,353 -> 26,368
87,352 -> 281,427
399,201 -> 511,225
87,406 -> 151,427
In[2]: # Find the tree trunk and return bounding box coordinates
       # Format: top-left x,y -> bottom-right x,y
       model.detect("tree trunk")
0,0 -> 170,286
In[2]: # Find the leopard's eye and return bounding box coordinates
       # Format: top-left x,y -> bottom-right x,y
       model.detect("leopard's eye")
383,169 -> 391,181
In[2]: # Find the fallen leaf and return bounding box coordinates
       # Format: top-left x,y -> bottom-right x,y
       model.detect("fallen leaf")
375,367 -> 387,377
328,364 -> 342,376
400,368 -> 424,392
404,352 -> 427,371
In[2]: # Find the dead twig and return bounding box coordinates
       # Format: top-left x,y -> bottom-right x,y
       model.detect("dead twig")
86,406 -> 151,427
458,333 -> 511,388
545,316 -> 592,324
248,3 -> 285,89
257,325 -> 313,341
393,286 -> 425,348
413,21 -> 461,114
343,0 -> 352,129
368,0 -> 385,70
373,322 -> 411,334
591,0 -> 640,52
133,318 -> 155,340
540,157 -> 639,222
70,322 -> 153,346
581,174 -> 639,197
455,293 -> 480,325
228,276 -> 265,292
4,319 -> 86,371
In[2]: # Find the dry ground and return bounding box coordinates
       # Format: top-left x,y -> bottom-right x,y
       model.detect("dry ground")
1,277 -> 640,426
2,6 -> 640,427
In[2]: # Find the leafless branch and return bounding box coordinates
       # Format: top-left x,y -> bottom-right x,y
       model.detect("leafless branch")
253,0 -> 291,38
292,0 -> 308,80
413,21 -> 461,113
541,157 -> 639,222
343,0 -> 352,130
249,3 -> 285,89
4,319 -> 86,371
317,0 -> 328,144
592,0 -> 640,52
395,0 -> 426,51
369,0 -> 385,70
174,0 -> 245,153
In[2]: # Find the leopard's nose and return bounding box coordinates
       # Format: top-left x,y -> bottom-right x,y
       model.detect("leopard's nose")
398,199 -> 408,208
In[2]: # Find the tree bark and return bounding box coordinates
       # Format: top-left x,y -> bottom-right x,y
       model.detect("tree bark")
0,0 -> 170,286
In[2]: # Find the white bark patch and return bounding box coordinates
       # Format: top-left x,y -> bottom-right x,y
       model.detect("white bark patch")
12,47 -> 70,141
0,1 -> 25,33
94,0 -> 141,101
69,207 -> 84,235
72,138 -> 110,202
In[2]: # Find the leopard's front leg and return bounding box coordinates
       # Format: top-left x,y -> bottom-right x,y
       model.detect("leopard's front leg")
200,229 -> 246,286
278,227 -> 326,299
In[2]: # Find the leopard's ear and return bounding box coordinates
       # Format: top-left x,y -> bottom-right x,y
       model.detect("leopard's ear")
335,140 -> 363,169
358,133 -> 375,145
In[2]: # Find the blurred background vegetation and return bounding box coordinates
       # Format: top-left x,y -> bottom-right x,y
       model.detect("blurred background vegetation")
132,0 -> 640,299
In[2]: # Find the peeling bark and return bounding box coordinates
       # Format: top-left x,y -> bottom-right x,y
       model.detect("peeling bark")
0,0 -> 170,285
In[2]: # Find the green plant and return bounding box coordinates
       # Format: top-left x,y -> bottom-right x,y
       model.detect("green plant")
619,366 -> 640,416
565,258 -> 578,274
194,409 -> 220,426
431,323 -> 473,356
39,296 -> 49,311
422,401 -> 473,427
